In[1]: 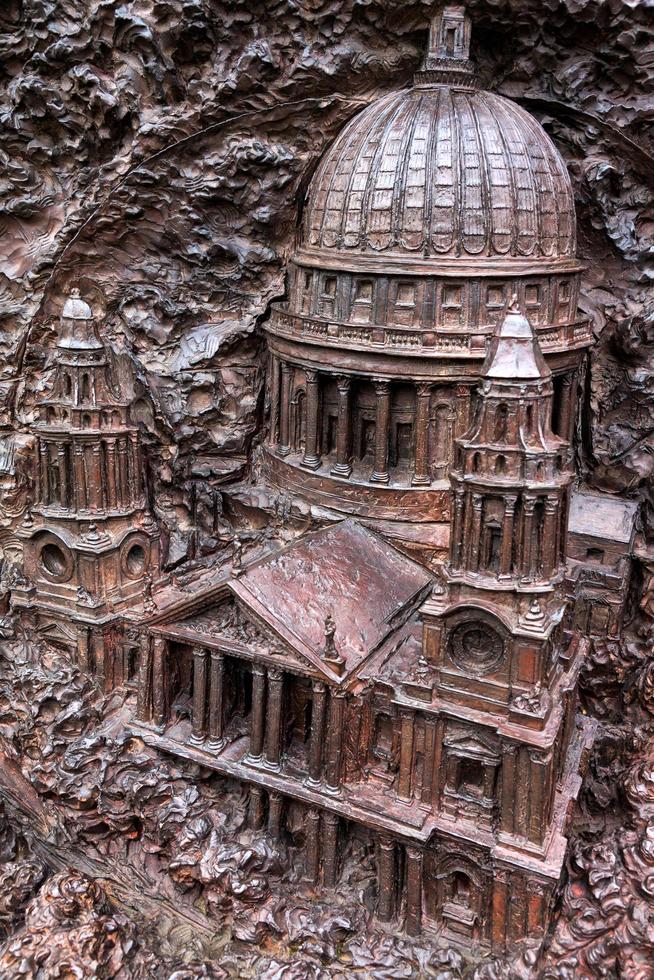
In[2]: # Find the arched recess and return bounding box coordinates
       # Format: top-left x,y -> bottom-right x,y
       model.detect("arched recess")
290,387 -> 306,453
423,847 -> 489,942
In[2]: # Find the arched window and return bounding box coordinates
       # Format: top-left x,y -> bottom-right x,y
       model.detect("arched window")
472,452 -> 481,473
81,413 -> 92,428
494,403 -> 508,441
64,374 -> 72,396
525,404 -> 533,434
80,373 -> 91,401
494,455 -> 506,475
452,871 -> 472,907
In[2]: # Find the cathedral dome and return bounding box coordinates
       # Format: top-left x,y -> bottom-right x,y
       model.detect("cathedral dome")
300,19 -> 576,274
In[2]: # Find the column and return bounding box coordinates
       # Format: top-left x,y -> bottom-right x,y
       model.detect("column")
73,444 -> 87,509
500,745 -> 517,834
467,493 -> 483,570
249,664 -> 266,761
500,494 -> 517,576
491,869 -> 510,949
331,376 -> 352,477
377,837 -> 396,922
307,680 -> 327,785
264,667 -> 284,769
77,625 -> 91,673
151,635 -> 167,729
301,369 -> 321,469
57,444 -> 69,507
90,444 -> 103,509
268,790 -> 284,839
370,379 -> 391,484
305,808 -> 321,883
190,648 -> 208,743
104,438 -> 117,509
39,442 -> 50,504
136,637 -> 152,722
412,383 -> 432,486
208,651 -> 225,749
248,785 -> 265,830
269,354 -> 280,446
450,488 -> 465,568
405,846 -> 423,936
397,710 -> 415,803
128,433 -> 140,500
325,691 -> 345,793
322,812 -> 340,887
542,496 -> 559,576
278,362 -> 292,455
117,438 -> 129,507
557,374 -> 575,440
522,496 -> 536,579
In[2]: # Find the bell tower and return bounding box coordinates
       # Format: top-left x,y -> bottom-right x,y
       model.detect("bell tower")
420,301 -> 586,876
14,286 -> 160,682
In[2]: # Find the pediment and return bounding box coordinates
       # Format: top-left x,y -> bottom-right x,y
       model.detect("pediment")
443,727 -> 499,760
173,596 -> 330,679
37,619 -> 77,645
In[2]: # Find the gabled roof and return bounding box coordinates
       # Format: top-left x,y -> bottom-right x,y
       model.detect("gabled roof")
568,490 -> 639,545
230,520 -> 432,681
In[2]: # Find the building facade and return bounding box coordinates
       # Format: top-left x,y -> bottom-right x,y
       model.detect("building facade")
13,288 -> 160,683
14,3 -> 638,957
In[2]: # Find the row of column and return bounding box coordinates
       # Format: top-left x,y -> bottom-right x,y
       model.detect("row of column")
377,837 -> 424,935
37,435 -> 140,512
271,357 -> 436,486
451,489 -> 562,579
188,650 -> 346,791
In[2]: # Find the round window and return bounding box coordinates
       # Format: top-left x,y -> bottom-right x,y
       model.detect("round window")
40,542 -> 69,578
448,621 -> 505,675
125,543 -> 147,577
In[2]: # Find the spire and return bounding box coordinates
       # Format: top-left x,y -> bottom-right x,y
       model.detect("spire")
483,296 -> 551,382
58,286 -> 103,352
416,5 -> 476,89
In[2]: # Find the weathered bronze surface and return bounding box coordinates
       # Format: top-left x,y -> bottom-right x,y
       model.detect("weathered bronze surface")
0,1 -> 652,977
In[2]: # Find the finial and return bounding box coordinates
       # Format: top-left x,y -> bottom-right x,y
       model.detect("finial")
69,286 -> 81,298
416,6 -> 476,89
322,612 -> 346,674
520,598 -> 547,631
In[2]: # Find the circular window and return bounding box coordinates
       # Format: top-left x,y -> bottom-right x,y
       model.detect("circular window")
448,621 -> 505,675
40,542 -> 71,581
124,542 -> 147,578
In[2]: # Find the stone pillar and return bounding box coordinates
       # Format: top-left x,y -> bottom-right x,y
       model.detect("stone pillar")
249,664 -> 266,761
57,445 -> 69,507
405,846 -> 423,936
450,488 -> 465,568
500,494 -> 517,576
278,362 -> 292,455
151,635 -> 167,729
39,442 -> 50,505
307,680 -> 327,786
377,837 -> 396,922
468,492 -> 483,571
136,637 -> 152,722
208,650 -> 225,749
264,667 -> 284,769
557,373 -> 575,440
268,790 -> 284,839
104,438 -> 117,509
248,785 -> 265,830
117,438 -> 129,507
73,444 -> 87,509
128,432 -> 141,500
412,383 -> 432,486
522,496 -> 536,579
323,811 -> 340,887
89,444 -> 102,509
543,496 -> 559,576
269,354 -> 280,446
500,745 -> 517,834
397,710 -> 415,803
190,648 -> 208,743
331,376 -> 352,477
491,869 -> 510,949
370,379 -> 391,484
301,369 -> 321,469
305,808 -> 321,883
325,691 -> 345,793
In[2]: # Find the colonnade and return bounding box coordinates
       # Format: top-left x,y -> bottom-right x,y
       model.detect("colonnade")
36,433 -> 141,512
450,489 -> 563,579
270,356 -> 447,486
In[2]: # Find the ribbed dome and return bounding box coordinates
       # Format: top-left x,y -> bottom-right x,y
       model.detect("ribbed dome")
302,85 -> 576,268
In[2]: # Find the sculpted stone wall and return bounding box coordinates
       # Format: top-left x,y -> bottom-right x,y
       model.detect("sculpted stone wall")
0,1 -> 653,976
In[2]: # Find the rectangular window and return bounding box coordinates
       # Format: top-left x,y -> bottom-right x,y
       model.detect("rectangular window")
319,275 -> 338,317
392,281 -> 418,326
486,284 -> 505,308
301,271 -> 313,314
441,283 -> 464,326
525,284 -> 541,306
373,713 -> 393,759
586,547 -> 605,563
351,279 -> 373,322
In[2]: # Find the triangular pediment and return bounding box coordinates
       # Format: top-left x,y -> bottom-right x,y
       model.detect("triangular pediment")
444,729 -> 499,760
37,619 -> 77,646
171,596 -> 333,680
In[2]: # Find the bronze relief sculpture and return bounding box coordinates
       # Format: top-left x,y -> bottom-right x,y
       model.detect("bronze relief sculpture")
0,2 -> 652,977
